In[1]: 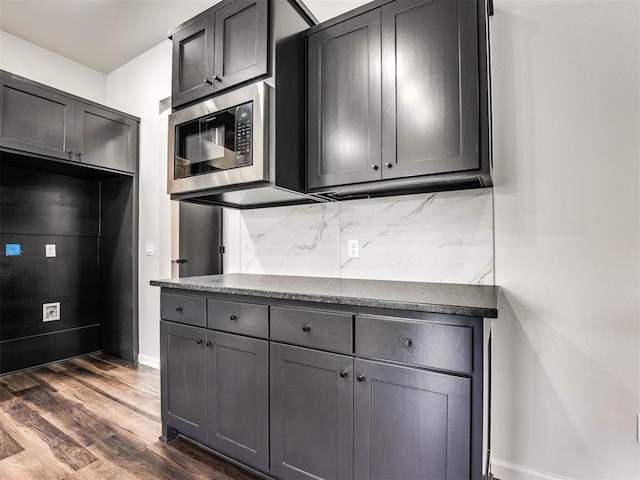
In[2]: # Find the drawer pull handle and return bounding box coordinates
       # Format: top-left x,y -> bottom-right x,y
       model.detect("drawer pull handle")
302,325 -> 311,332
403,338 -> 413,348
356,374 -> 366,383
196,339 -> 203,345
229,315 -> 238,321
175,307 -> 183,312
339,370 -> 348,378
206,341 -> 213,347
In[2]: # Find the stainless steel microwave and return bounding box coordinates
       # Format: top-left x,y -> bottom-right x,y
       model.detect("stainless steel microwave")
167,82 -> 268,195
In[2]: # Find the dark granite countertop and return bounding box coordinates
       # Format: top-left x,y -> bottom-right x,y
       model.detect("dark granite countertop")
151,274 -> 499,318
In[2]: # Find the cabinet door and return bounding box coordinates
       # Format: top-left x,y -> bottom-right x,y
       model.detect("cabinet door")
74,102 -> 137,173
354,358 -> 471,480
270,343 -> 353,480
213,0 -> 269,92
160,320 -> 208,444
307,10 -> 382,189
208,332 -> 269,470
0,76 -> 75,161
381,0 -> 479,179
171,16 -> 215,108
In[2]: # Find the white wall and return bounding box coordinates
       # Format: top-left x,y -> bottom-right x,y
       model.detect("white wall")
491,1 -> 640,479
106,41 -> 173,370
0,31 -> 106,103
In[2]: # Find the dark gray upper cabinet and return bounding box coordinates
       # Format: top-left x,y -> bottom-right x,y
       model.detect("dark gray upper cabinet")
381,0 -> 479,179
0,72 -> 138,174
353,358 -> 471,480
307,10 -> 381,189
171,17 -> 215,108
170,0 -> 269,108
0,75 -> 75,161
75,103 -> 138,173
306,0 -> 490,196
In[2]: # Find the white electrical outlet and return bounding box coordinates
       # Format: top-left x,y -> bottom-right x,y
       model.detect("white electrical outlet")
348,239 -> 360,258
43,302 -> 60,322
145,242 -> 154,256
45,244 -> 56,257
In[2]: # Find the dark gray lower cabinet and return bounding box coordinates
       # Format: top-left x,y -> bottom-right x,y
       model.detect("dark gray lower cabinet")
160,320 -> 209,444
270,343 -> 354,480
354,358 -> 471,480
208,331 -> 269,470
160,319 -> 269,471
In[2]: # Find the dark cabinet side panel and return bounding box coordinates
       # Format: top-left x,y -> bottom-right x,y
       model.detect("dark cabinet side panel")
381,0 -> 480,179
0,76 -> 75,161
307,10 -> 382,189
354,358 -> 471,480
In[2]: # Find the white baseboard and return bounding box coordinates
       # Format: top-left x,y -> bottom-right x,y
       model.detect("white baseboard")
137,354 -> 160,370
491,459 -> 569,480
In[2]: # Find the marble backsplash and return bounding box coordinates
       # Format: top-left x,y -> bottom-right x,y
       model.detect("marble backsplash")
229,188 -> 494,285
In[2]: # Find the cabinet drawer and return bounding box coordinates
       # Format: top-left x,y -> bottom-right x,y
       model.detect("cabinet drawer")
207,299 -> 268,338
271,307 -> 353,354
355,315 -> 472,374
161,294 -> 206,327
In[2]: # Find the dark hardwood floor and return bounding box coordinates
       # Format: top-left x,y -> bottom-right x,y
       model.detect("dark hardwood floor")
0,354 -> 259,480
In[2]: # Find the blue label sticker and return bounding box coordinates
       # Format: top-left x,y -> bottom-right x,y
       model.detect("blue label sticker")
5,244 -> 22,256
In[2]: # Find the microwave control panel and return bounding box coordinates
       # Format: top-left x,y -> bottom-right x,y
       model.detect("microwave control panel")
235,102 -> 253,165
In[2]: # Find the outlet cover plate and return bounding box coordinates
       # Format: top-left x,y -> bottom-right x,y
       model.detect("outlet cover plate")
348,239 -> 360,259
43,302 -> 60,322
45,244 -> 56,257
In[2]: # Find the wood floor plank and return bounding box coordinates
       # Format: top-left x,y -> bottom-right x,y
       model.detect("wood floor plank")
56,382 -> 161,446
0,384 -> 14,402
0,450 -> 66,480
16,385 -> 118,447
75,356 -> 160,396
62,459 -> 135,480
1,398 -> 97,471
0,424 -> 24,460
149,438 -> 260,480
63,363 -> 158,420
78,356 -> 117,371
0,372 -> 40,392
29,367 -> 86,392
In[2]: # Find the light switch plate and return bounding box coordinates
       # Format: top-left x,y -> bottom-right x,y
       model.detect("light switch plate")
43,302 -> 60,322
45,244 -> 56,257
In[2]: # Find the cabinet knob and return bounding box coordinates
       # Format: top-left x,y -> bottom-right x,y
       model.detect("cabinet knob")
206,341 -> 213,347
339,370 -> 348,378
403,338 -> 413,348
370,164 -> 379,170
356,374 -> 366,383
67,150 -> 73,156
212,75 -> 222,83
229,315 -> 238,321
302,325 -> 311,332
384,161 -> 393,168
196,339 -> 203,345
204,78 -> 213,85
76,152 -> 83,160
175,307 -> 183,312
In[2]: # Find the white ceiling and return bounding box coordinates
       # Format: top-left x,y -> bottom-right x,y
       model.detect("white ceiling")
0,0 -> 369,74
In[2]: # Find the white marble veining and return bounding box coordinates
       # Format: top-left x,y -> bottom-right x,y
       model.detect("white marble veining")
239,203 -> 341,277
236,189 -> 494,285
339,189 -> 494,285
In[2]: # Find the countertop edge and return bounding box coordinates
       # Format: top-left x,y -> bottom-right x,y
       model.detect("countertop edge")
150,279 -> 499,319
